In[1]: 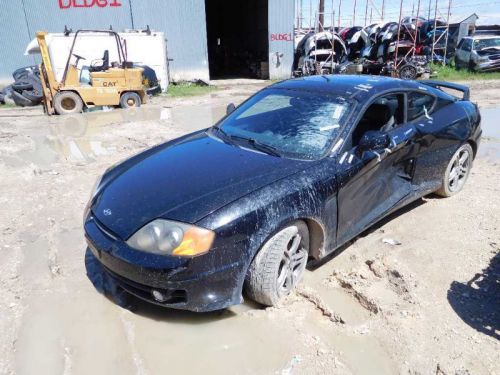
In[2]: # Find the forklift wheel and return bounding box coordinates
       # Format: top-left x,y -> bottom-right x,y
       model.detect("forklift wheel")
54,91 -> 84,115
120,92 -> 141,109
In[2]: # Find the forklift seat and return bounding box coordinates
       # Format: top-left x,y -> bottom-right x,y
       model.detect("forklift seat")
89,50 -> 109,73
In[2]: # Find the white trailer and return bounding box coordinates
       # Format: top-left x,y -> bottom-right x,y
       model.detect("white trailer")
25,29 -> 169,91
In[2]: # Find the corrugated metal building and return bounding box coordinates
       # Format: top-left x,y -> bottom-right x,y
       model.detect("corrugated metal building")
0,0 -> 294,84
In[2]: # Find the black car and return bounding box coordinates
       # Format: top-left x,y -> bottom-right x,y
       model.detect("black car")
84,75 -> 481,312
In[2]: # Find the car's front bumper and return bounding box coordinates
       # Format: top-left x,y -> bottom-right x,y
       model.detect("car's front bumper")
84,214 -> 245,312
473,60 -> 500,72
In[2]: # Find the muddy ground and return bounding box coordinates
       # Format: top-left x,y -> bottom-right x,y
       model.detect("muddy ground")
0,79 -> 499,375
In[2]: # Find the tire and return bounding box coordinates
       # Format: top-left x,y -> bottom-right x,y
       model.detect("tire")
120,92 -> 141,109
435,143 -> 473,197
398,64 -> 418,80
468,60 -> 476,72
454,57 -> 461,70
11,90 -> 37,107
12,81 -> 33,92
245,221 -> 309,306
22,90 -> 43,103
53,91 -> 84,115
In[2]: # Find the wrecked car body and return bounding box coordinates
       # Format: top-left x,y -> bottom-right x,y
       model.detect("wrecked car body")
84,75 -> 481,312
293,31 -> 347,76
454,35 -> 500,72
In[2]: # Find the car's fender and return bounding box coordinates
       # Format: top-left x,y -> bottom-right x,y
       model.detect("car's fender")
197,160 -> 338,274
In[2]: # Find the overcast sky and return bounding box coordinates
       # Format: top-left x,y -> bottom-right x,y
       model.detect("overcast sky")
296,0 -> 500,27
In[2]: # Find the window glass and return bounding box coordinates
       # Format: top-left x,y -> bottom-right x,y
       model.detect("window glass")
463,39 -> 472,52
352,93 -> 404,146
407,92 -> 435,121
473,37 -> 500,51
218,89 -> 353,160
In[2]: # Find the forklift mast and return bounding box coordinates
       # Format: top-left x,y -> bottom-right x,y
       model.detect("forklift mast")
37,31 -> 58,114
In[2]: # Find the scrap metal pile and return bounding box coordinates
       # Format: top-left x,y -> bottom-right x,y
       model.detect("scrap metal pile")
293,17 -> 450,80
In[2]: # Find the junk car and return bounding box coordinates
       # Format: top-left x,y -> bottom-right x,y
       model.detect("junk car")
84,75 -> 480,312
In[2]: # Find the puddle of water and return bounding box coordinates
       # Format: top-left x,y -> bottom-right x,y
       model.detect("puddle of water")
4,105 -> 226,169
480,107 -> 500,139
478,107 -> 500,162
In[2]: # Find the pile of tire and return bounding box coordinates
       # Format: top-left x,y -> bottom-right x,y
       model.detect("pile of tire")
0,66 -> 43,107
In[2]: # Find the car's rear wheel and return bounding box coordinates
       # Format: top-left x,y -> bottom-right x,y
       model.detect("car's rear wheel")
436,143 -> 473,197
245,221 -> 309,306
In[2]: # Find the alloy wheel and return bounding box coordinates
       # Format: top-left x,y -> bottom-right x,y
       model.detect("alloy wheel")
276,231 -> 308,296
448,148 -> 471,192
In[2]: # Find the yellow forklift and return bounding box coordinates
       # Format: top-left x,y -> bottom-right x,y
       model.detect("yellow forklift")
37,29 -> 147,115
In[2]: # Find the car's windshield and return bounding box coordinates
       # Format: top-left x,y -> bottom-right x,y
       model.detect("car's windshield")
473,38 -> 500,50
216,88 -> 352,160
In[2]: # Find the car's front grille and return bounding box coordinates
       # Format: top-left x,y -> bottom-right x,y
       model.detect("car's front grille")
104,265 -> 187,305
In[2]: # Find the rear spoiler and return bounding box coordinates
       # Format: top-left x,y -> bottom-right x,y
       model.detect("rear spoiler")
421,80 -> 470,101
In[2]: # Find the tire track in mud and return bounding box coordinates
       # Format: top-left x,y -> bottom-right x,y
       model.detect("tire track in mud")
295,286 -> 345,323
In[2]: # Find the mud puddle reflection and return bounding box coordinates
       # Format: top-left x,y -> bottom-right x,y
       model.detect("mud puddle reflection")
479,107 -> 500,162
3,104 -> 226,169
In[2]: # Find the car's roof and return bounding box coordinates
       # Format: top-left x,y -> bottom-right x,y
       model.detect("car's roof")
270,75 -> 429,102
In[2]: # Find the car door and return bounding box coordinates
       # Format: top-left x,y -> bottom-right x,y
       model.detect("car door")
335,92 -> 421,245
461,39 -> 472,65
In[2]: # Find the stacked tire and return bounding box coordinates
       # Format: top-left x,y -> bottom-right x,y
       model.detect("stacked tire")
0,66 -> 43,107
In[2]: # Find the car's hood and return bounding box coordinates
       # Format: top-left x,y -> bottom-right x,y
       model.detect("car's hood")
92,131 -> 310,239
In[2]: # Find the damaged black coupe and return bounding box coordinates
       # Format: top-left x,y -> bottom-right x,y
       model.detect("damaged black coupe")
84,75 -> 481,312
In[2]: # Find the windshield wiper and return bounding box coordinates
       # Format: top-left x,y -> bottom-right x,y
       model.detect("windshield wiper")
210,126 -> 233,143
227,134 -> 282,157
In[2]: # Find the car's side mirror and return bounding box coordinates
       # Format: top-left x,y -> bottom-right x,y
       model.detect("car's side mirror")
358,130 -> 390,152
226,103 -> 236,115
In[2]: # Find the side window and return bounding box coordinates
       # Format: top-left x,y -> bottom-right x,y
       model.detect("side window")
463,39 -> 472,52
352,93 -> 404,146
407,92 -> 435,121
456,39 -> 464,50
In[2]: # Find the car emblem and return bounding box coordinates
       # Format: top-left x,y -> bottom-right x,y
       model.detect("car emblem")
103,209 -> 112,216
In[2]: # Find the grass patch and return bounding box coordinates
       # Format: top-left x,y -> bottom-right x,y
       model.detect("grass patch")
165,82 -> 218,97
0,103 -> 17,109
431,63 -> 500,81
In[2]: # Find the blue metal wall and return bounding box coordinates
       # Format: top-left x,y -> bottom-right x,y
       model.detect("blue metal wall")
130,0 -> 209,81
0,0 -> 293,82
0,0 -> 209,82
0,1 -> 37,81
268,0 -> 295,79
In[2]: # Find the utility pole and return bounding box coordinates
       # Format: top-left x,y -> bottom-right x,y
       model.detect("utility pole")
427,0 -> 432,19
296,0 -> 303,30
353,0 -> 357,26
364,0 -> 369,26
319,0 -> 325,31
381,0 -> 385,21
338,0 -> 342,29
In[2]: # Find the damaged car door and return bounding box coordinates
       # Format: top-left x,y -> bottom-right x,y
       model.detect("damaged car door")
335,92 -> 420,245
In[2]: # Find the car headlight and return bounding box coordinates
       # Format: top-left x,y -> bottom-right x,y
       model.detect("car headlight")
477,55 -> 490,63
126,219 -> 215,257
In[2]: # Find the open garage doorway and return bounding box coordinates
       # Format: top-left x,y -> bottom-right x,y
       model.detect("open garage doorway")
205,0 -> 269,79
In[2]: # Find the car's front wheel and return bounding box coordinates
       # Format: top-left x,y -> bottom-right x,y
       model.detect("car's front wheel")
436,143 -> 473,197
245,221 -> 309,306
